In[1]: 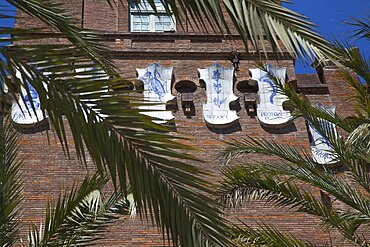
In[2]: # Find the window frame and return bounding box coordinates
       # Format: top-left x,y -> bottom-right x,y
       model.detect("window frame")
129,0 -> 176,33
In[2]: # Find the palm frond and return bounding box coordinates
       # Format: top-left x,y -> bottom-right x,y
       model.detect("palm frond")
0,116 -> 23,246
347,17 -> 370,40
222,136 -> 311,165
249,65 -> 370,190
218,165 -> 370,245
342,123 -> 370,194
219,60 -> 370,244
233,222 -> 314,247
346,123 -> 370,154
334,41 -> 370,88
7,0 -> 117,75
261,64 -> 370,194
5,0 -> 367,245
222,134 -> 370,217
154,0 -> 338,63
27,173 -> 131,246
1,16 -> 233,247
257,63 -> 355,132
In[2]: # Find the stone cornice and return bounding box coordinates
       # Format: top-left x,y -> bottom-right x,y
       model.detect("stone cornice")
99,32 -> 242,41
110,51 -> 293,60
18,31 -> 293,60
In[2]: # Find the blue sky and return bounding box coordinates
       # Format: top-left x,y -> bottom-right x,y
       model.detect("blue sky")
0,1 -> 15,30
285,0 -> 369,73
0,0 -> 369,74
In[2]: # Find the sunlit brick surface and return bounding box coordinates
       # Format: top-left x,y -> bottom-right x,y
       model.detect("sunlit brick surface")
15,1 -> 359,246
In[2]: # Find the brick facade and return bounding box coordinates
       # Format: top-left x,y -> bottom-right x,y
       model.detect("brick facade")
14,1 -> 357,246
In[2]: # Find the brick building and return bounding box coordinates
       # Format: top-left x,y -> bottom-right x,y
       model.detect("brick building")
14,0 -> 356,246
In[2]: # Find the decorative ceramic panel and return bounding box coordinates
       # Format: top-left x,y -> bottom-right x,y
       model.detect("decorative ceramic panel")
137,63 -> 175,123
75,67 -> 109,97
11,70 -> 46,125
308,102 -> 337,164
250,64 -> 291,126
75,67 -> 109,80
199,64 -> 238,125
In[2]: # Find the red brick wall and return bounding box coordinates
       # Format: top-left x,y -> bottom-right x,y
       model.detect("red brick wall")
15,0 -> 83,29
17,122 -> 95,242
322,65 -> 357,118
14,1 -> 359,246
84,0 -> 119,31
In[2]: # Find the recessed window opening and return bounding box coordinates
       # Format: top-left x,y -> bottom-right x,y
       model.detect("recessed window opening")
130,0 -> 176,32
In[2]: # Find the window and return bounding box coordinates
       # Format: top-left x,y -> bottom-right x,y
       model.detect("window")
130,0 -> 176,32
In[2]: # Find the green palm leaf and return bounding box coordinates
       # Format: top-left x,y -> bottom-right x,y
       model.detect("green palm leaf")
334,43 -> 370,118
233,222 -> 315,247
218,165 -> 370,246
1,2 -> 233,245
6,0 -> 117,75
4,0 -> 367,245
151,0 -> 338,63
347,17 -> 370,40
219,60 -> 370,245
0,117 -> 23,246
27,173 -> 131,246
2,43 -> 232,246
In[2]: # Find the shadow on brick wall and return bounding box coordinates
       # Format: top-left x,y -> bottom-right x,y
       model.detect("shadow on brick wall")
14,120 -> 50,134
260,121 -> 297,134
206,121 -> 242,134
